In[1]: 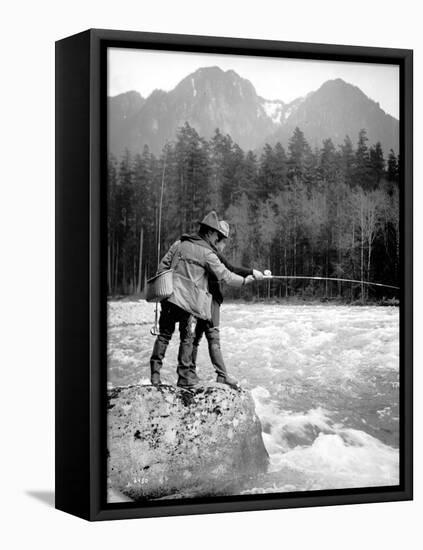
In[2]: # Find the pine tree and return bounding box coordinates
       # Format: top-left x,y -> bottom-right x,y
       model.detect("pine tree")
319,138 -> 339,185
239,150 -> 258,200
387,149 -> 399,183
369,142 -> 385,187
257,144 -> 275,200
209,129 -> 234,212
174,123 -> 210,233
273,142 -> 288,190
226,143 -> 245,207
340,135 -> 354,187
256,143 -> 288,276
353,129 -> 373,190
287,127 -> 313,189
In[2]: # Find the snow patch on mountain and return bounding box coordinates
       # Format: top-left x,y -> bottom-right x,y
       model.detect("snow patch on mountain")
191,78 -> 197,97
261,100 -> 285,124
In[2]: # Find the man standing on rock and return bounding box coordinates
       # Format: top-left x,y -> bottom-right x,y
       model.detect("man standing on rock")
186,220 -> 264,389
150,211 -> 254,388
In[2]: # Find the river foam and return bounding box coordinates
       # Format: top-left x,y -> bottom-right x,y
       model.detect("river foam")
249,386 -> 399,493
108,300 -> 400,494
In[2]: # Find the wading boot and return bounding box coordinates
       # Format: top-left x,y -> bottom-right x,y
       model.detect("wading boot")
177,366 -> 201,389
216,375 -> 240,390
151,371 -> 161,386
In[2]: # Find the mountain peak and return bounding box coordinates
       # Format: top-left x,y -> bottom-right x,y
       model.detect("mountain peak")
108,90 -> 145,119
173,65 -> 258,106
267,77 -> 398,153
316,78 -> 367,98
323,77 -> 349,86
184,66 -> 246,85
148,88 -> 167,99
314,78 -> 393,117
188,66 -> 226,79
109,90 -> 144,105
108,70 -> 399,157
114,90 -> 143,100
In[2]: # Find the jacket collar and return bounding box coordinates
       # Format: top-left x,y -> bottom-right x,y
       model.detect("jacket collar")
180,233 -> 216,252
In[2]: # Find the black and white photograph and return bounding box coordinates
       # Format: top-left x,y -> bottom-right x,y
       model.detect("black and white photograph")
106,46 -> 401,503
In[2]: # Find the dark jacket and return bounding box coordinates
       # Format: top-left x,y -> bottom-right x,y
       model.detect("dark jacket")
181,233 -> 253,305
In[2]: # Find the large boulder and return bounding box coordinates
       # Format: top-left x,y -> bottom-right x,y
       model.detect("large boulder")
108,383 -> 269,500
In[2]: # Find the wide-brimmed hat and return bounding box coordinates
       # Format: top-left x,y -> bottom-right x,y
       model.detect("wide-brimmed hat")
199,211 -> 220,232
218,220 -> 230,239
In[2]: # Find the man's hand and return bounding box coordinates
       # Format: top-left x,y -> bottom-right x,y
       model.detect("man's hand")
244,275 -> 255,284
252,269 -> 264,280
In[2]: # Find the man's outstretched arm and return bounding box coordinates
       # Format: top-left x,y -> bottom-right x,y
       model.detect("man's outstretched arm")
217,252 -> 264,280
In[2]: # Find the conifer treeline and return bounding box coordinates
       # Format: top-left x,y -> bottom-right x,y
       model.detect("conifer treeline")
108,123 -> 400,301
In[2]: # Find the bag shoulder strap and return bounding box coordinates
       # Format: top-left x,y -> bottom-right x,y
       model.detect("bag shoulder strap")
179,257 -> 207,269
170,243 -> 180,270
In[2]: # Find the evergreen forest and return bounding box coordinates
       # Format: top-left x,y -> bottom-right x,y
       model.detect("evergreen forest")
107,124 -> 400,303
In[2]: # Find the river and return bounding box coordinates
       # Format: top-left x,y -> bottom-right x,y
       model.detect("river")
107,300 -> 399,498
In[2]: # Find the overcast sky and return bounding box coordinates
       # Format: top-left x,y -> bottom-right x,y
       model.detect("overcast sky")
108,48 -> 399,119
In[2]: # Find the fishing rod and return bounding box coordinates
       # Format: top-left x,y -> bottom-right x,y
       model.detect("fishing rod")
261,270 -> 399,290
151,154 -> 167,336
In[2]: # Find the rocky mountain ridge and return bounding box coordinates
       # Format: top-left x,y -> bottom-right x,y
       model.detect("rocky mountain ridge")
108,66 -> 399,156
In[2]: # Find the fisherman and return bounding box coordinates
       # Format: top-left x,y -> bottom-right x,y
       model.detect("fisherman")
150,211 -> 255,388
186,220 -> 264,388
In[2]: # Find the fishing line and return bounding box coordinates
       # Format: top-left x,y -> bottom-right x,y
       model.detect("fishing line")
261,271 -> 399,290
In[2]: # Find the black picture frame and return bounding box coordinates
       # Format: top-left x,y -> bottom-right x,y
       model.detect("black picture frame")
55,28 -> 413,521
